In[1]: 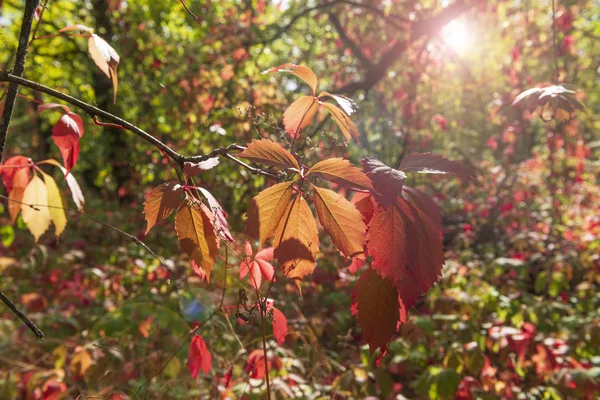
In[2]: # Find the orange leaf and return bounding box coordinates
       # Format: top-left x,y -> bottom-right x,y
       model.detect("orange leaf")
283,96 -> 319,138
320,102 -> 360,142
366,197 -> 444,307
351,192 -> 377,225
273,194 -> 319,283
265,63 -> 318,95
352,267 -> 400,354
307,158 -> 374,191
318,91 -> 358,115
144,182 -> 185,234
238,139 -> 300,170
8,187 -> 24,223
312,185 -> 365,258
187,334 -> 212,379
175,201 -> 219,281
245,181 -> 295,245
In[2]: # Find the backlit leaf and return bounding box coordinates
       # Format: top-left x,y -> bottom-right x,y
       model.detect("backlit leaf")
273,194 -> 319,283
283,96 -> 319,138
198,187 -> 233,241
401,186 -> 442,228
271,307 -> 288,345
240,242 -> 275,289
59,24 -> 94,33
238,139 -> 300,170
352,192 -> 377,225
312,185 -> 366,258
88,34 -> 120,104
8,187 -> 24,223
40,171 -> 67,238
52,112 -> 84,174
144,182 -> 184,234
245,181 -> 295,245
307,158 -> 374,191
265,63 -> 318,95
399,153 -> 471,180
1,155 -> 31,192
21,176 -> 52,242
321,102 -> 360,142
37,159 -> 85,211
187,334 -> 212,379
352,267 -> 400,353
175,201 -> 219,281
361,158 -> 406,208
319,92 -> 358,115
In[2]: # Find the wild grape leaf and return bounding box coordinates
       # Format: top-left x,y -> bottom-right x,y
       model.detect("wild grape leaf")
318,92 -> 358,115
191,260 -> 207,282
360,158 -> 407,208
401,186 -> 442,228
283,95 -> 319,138
271,307 -> 288,345
143,182 -> 185,234
307,158 -> 374,191
367,197 -> 444,306
312,185 -> 365,258
238,139 -> 300,170
175,201 -> 219,281
21,176 -> 52,242
198,187 -> 233,241
351,192 -> 377,225
1,155 -> 31,192
40,171 -> 67,238
240,241 -> 275,289
273,194 -> 319,283
245,181 -> 295,245
8,187 -> 24,223
183,157 -> 219,177
187,334 -> 212,379
352,267 -> 400,354
88,34 -> 120,104
265,63 -> 318,95
37,159 -> 85,211
52,112 -> 84,174
399,153 -> 471,180
320,102 -> 359,142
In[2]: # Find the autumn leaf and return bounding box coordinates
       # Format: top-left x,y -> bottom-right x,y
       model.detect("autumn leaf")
240,241 -> 275,289
399,153 -> 471,180
37,159 -> 85,211
361,158 -> 407,208
402,186 -> 442,228
351,192 -> 377,225
143,182 -> 185,234
352,267 -> 400,354
237,139 -> 299,170
318,92 -> 358,115
40,171 -> 67,238
21,175 -> 52,242
320,102 -> 360,142
366,197 -> 444,308
307,158 -> 374,191
265,63 -> 318,95
273,194 -> 319,283
1,155 -> 31,192
312,185 -> 366,258
198,187 -> 233,241
271,307 -> 289,345
37,102 -> 71,113
59,24 -> 94,33
70,349 -> 93,377
283,96 -> 319,138
52,112 -> 84,174
88,34 -> 120,104
183,157 -> 220,177
246,181 -> 295,245
8,187 -> 24,223
187,334 -> 212,379
175,201 -> 219,281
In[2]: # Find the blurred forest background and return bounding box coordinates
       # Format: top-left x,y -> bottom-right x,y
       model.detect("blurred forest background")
0,0 -> 599,399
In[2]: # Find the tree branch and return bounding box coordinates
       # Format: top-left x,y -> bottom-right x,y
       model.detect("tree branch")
0,289 -> 44,339
328,13 -> 375,72
0,0 -> 39,161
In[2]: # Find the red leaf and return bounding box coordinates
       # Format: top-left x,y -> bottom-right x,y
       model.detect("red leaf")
360,158 -> 406,208
351,192 -> 377,225
271,307 -> 288,345
187,334 -> 212,379
191,260 -> 207,282
401,186 -> 442,228
240,241 -> 275,289
399,153 -> 471,180
52,112 -> 84,173
352,267 -> 400,353
198,187 -> 233,241
1,155 -> 31,192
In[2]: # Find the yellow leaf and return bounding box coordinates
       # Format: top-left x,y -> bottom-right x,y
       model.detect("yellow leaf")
246,181 -> 295,245
283,96 -> 319,138
312,185 -> 366,258
321,102 -> 360,142
70,349 -> 93,377
238,139 -> 300,170
144,182 -> 185,234
273,194 -> 319,282
175,201 -> 219,281
265,63 -> 318,95
21,176 -> 52,242
307,158 -> 374,191
40,171 -> 67,238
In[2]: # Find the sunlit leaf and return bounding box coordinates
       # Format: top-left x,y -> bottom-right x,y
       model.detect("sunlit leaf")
238,139 -> 300,170
283,96 -> 319,138
144,182 -> 185,234
320,102 -> 360,142
265,63 -> 318,95
187,335 -> 212,379
88,34 -> 120,103
52,112 -> 84,174
271,307 -> 288,345
307,158 -> 374,191
21,175 -> 52,242
360,158 -> 407,208
40,171 -> 67,238
245,181 -> 295,245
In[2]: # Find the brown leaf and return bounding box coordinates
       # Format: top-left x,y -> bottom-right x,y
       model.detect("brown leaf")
307,158 -> 374,191
265,63 -> 318,95
312,185 -> 365,258
144,182 -> 185,234
238,139 -> 300,170
273,194 -> 319,282
283,96 -> 319,138
175,201 -> 219,281
399,153 -> 471,180
245,181 -> 295,245
320,102 -> 360,142
352,267 -> 400,354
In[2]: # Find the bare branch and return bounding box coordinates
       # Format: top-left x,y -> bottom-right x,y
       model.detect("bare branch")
328,12 -> 375,73
0,290 -> 44,339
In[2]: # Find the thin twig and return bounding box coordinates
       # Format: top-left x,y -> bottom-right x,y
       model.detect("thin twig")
0,290 -> 44,339
29,0 -> 49,44
179,0 -> 200,21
